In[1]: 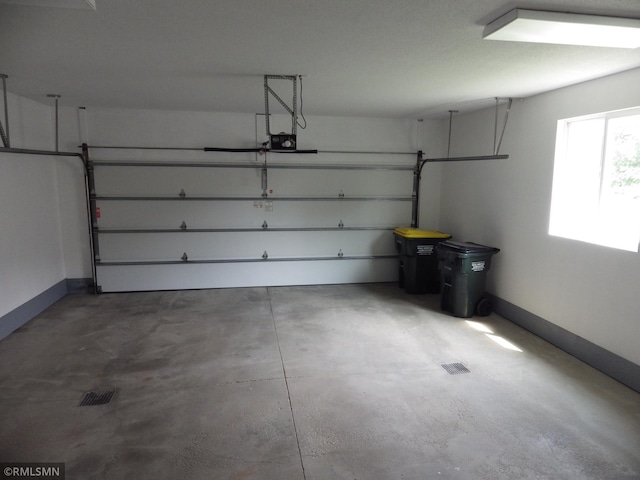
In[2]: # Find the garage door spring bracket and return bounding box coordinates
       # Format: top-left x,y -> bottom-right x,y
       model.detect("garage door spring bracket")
0,74 -> 9,148
494,97 -> 513,155
46,94 -> 61,152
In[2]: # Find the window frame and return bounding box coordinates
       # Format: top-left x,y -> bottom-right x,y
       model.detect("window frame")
549,106 -> 640,252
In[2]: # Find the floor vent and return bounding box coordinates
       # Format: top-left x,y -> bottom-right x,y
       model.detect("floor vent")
441,363 -> 470,375
79,390 -> 116,407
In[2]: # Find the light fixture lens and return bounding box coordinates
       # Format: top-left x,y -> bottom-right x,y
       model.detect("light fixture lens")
0,0 -> 95,9
483,9 -> 640,49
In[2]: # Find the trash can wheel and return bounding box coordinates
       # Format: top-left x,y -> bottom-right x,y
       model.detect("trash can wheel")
476,297 -> 494,317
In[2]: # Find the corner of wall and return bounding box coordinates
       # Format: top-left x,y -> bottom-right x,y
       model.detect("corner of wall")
0,280 -> 67,341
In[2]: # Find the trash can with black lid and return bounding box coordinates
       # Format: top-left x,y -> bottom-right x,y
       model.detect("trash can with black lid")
393,228 -> 452,294
436,240 -> 500,317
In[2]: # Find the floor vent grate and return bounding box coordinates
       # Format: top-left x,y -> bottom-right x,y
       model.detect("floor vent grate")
79,390 -> 116,407
441,363 -> 470,375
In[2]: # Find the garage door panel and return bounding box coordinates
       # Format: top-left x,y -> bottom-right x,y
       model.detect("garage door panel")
96,200 -> 411,230
96,201 -> 269,229
98,230 -> 397,262
94,166 -> 262,196
96,258 -> 399,292
268,169 -> 411,197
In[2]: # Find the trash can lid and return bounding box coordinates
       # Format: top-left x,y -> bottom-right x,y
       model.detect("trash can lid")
393,227 -> 451,239
437,240 -> 500,254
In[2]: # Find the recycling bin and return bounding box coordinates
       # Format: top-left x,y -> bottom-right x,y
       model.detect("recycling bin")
436,240 -> 500,317
393,228 -> 452,294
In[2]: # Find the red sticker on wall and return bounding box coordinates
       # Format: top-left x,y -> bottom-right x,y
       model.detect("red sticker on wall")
96,207 -> 101,219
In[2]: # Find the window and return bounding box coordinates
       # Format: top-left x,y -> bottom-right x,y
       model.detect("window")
549,107 -> 640,252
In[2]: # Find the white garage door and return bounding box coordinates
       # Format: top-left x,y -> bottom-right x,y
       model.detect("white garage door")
87,145 -> 416,293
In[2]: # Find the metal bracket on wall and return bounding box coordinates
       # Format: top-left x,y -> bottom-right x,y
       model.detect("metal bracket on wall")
447,110 -> 459,157
493,97 -> 513,155
264,75 -> 299,151
47,94 -> 61,152
411,149 -> 509,228
0,74 -> 9,148
442,99 -> 514,159
410,100 -> 514,228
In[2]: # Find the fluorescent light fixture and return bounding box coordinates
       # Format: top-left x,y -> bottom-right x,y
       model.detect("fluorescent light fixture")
0,0 -> 96,9
483,9 -> 640,48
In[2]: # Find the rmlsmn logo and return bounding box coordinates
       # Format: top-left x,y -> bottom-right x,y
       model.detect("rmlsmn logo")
1,463 -> 65,479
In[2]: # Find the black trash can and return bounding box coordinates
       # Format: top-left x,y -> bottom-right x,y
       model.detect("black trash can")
393,228 -> 452,294
436,240 -> 500,317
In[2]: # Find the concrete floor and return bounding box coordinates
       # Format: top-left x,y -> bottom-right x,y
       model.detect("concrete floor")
0,284 -> 639,479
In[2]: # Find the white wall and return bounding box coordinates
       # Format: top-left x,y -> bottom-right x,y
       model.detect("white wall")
0,94 -> 66,318
439,67 -> 640,366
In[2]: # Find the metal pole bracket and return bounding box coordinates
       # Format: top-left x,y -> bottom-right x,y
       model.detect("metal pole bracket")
264,75 -> 299,151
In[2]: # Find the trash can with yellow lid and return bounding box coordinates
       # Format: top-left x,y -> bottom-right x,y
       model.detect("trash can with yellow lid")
393,228 -> 452,294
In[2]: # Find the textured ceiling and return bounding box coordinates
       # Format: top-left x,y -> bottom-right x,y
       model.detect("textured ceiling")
1,0 -> 639,118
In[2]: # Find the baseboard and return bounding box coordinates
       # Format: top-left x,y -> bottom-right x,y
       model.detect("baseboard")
66,277 -> 93,294
0,279 -> 68,341
490,294 -> 640,394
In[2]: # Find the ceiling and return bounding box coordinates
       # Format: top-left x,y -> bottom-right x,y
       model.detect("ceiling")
1,0 -> 639,118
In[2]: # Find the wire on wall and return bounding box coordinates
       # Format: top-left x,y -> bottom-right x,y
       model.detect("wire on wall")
297,75 -> 307,130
